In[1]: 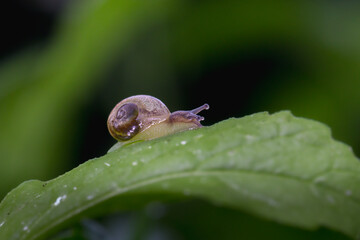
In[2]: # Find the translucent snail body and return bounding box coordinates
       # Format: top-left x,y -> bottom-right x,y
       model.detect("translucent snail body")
107,95 -> 209,146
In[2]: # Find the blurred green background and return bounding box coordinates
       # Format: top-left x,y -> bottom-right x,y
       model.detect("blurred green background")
0,0 -> 359,239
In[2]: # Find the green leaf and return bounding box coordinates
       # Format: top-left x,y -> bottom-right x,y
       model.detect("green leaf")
1,111 -> 359,240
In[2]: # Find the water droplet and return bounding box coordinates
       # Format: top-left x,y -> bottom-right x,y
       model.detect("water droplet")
53,195 -> 67,206
326,195 -> 335,204
227,151 -> 235,157
200,177 -> 208,184
346,190 -> 352,196
0,221 -> 4,227
73,186 -> 77,190
63,185 -> 67,188
183,189 -> 191,196
193,149 -> 202,155
87,195 -> 94,200
195,134 -> 203,139
314,176 -> 325,183
180,140 -> 187,145
267,199 -> 279,207
132,161 -> 138,166
23,226 -> 29,231
148,146 -> 152,149
310,185 -> 319,196
104,162 -> 110,167
245,135 -> 256,140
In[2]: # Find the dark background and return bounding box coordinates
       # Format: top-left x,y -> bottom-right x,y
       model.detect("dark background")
0,0 -> 359,239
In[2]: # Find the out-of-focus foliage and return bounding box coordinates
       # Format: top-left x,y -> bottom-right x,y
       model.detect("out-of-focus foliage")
0,0 -> 178,196
0,0 -> 359,239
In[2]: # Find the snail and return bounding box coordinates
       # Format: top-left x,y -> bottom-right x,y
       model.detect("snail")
107,95 -> 209,150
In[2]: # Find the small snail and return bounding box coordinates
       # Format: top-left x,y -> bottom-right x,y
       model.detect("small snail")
107,95 -> 209,148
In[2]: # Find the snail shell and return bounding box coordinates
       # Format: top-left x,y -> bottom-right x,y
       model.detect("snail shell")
107,95 -> 209,143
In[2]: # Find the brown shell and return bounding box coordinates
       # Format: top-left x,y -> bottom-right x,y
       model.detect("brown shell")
108,95 -> 171,137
